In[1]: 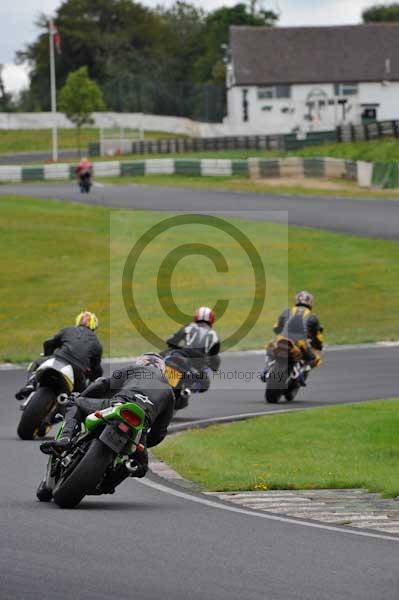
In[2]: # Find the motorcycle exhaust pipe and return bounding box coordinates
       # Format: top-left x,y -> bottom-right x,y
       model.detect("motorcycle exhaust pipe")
181,388 -> 191,400
57,393 -> 69,406
124,459 -> 139,474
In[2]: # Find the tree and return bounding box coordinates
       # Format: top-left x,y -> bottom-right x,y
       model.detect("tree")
58,66 -> 105,154
17,0 -> 163,110
16,0 -> 279,120
362,3 -> 399,22
0,65 -> 14,112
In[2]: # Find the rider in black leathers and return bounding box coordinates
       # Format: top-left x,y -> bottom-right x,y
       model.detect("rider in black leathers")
15,311 -> 103,400
40,353 -> 175,494
165,306 -> 221,393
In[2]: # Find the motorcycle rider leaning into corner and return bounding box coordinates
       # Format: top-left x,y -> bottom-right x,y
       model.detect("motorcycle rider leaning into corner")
15,311 -> 103,401
165,306 -> 221,393
261,291 -> 324,385
40,353 -> 175,495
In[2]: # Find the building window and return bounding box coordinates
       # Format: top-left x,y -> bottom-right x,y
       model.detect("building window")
276,85 -> 291,99
257,87 -> 274,99
242,89 -> 249,122
334,83 -> 358,96
257,85 -> 291,99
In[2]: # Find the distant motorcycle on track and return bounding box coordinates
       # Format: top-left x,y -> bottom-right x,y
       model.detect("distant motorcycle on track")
78,171 -> 92,193
264,337 -> 311,404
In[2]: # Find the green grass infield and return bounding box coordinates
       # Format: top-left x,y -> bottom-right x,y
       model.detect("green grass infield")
152,399 -> 399,498
0,129 -> 185,155
2,195 -> 399,361
98,174 -> 399,200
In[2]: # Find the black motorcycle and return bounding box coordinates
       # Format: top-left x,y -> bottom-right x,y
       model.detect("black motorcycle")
264,338 -> 310,404
79,171 -> 92,193
37,399 -> 146,508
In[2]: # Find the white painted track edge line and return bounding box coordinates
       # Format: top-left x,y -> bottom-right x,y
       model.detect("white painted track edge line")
136,478 -> 399,543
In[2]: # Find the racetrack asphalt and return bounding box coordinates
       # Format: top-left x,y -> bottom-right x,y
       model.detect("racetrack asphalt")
1,348 -> 399,600
2,182 -> 399,598
1,181 -> 399,239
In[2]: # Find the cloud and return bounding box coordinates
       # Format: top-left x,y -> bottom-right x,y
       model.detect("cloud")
2,64 -> 30,94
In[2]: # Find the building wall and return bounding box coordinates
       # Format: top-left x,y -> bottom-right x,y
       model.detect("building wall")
225,81 -> 399,135
358,82 -> 399,122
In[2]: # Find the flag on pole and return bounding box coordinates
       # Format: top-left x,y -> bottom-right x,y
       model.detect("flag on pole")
50,19 -> 62,54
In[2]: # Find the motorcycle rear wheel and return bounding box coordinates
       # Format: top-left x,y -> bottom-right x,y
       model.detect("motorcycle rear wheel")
17,387 -> 55,440
53,439 -> 114,509
265,361 -> 289,404
265,387 -> 282,403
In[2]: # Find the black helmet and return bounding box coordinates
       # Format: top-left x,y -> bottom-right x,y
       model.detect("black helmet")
136,352 -> 166,375
295,290 -> 313,309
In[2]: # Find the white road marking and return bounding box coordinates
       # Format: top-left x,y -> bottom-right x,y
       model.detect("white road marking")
137,478 -> 399,543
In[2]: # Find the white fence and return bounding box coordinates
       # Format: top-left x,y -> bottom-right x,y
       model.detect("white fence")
0,112 -> 227,138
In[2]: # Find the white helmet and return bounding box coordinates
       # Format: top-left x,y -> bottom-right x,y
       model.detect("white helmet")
295,291 -> 313,309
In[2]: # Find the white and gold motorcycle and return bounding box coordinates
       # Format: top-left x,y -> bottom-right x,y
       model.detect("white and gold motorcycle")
17,358 -> 75,440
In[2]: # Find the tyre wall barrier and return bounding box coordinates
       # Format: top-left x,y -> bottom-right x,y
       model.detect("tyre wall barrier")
0,157 -> 376,188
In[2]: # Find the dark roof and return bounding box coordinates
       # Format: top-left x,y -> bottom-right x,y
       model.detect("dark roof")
230,24 -> 399,85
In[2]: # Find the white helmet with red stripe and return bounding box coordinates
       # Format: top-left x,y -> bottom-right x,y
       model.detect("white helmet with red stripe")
194,306 -> 215,325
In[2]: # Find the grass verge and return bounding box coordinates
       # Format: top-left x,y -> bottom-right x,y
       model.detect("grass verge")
152,399 -> 399,497
0,129 -> 186,154
34,137 -> 399,164
98,174 -> 399,200
2,195 -> 399,361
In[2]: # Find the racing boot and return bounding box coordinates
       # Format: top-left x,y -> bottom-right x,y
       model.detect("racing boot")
40,416 -> 78,455
15,376 -> 36,401
40,436 -> 72,455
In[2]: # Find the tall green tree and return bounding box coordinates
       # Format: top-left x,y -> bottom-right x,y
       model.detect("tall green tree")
58,66 -> 105,154
362,3 -> 399,22
0,65 -> 14,112
16,0 -> 278,120
17,0 -> 162,110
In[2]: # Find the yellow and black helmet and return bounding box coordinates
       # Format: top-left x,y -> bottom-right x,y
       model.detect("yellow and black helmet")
75,311 -> 99,331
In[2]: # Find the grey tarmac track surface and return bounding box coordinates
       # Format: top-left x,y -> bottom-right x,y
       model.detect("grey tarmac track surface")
1,348 -> 399,600
1,182 -> 399,239
2,183 -> 399,598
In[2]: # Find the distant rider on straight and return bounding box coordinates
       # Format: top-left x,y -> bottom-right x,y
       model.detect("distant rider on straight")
262,291 -> 323,385
15,311 -> 103,400
165,306 -> 221,393
40,353 -> 175,495
76,157 -> 93,179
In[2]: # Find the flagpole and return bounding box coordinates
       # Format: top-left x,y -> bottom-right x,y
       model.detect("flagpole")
49,19 -> 58,162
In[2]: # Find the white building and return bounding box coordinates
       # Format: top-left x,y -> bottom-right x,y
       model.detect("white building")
224,24 -> 399,136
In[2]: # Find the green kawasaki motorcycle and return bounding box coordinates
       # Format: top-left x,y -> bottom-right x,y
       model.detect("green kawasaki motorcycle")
37,401 -> 145,508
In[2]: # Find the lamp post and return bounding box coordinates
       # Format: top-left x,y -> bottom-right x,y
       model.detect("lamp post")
49,19 -> 58,162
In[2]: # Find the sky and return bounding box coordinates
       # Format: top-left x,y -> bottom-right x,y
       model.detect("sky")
1,0 -> 378,93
